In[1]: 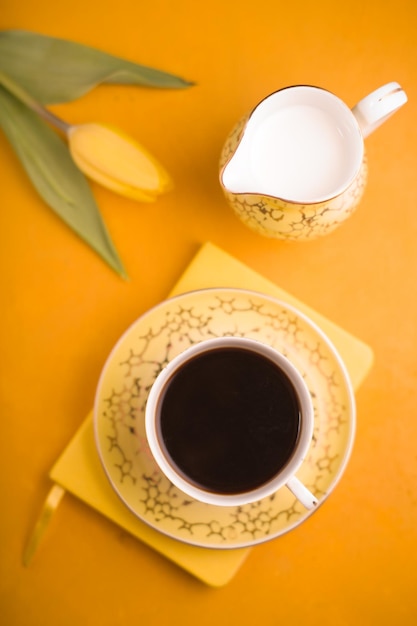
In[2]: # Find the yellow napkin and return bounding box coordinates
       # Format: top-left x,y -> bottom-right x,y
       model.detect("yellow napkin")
48,242 -> 373,586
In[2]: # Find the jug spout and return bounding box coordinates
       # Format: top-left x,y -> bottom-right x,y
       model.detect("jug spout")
221,135 -> 257,194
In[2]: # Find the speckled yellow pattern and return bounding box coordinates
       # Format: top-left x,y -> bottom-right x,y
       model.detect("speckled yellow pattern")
94,288 -> 355,549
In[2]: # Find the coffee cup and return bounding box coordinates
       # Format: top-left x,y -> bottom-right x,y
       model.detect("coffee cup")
145,336 -> 318,509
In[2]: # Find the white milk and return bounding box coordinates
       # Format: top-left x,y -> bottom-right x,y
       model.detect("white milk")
249,104 -> 352,202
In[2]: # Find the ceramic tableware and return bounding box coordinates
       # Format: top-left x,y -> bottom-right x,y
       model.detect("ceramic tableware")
220,82 -> 407,240
145,336 -> 318,509
94,288 -> 355,549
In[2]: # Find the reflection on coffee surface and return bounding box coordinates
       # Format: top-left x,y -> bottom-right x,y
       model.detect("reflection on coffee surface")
158,347 -> 301,494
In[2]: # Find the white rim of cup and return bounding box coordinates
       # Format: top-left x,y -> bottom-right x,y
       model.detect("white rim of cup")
145,336 -> 315,507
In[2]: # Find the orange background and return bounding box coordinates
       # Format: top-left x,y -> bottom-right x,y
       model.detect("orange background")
1,0 -> 417,624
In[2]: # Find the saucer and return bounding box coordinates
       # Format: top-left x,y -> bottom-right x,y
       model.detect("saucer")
94,288 -> 355,549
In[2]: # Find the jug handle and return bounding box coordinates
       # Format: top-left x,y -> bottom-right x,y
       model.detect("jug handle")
351,82 -> 407,139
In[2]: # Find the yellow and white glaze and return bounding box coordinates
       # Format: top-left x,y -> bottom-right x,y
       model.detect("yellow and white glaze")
94,288 -> 355,549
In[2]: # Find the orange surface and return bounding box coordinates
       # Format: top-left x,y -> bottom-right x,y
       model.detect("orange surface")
1,0 -> 416,623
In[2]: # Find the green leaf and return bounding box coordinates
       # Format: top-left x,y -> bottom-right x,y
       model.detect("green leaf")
0,86 -> 127,278
0,30 -> 193,105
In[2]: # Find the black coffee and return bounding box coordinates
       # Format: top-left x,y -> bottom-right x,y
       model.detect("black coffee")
158,347 -> 301,494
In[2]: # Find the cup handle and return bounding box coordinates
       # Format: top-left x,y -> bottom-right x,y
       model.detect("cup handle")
351,82 -> 407,139
286,476 -> 319,510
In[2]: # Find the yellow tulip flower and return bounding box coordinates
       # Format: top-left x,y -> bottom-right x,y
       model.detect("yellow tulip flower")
0,68 -> 173,202
67,123 -> 173,201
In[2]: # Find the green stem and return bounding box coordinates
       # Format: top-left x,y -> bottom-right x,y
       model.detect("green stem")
0,70 -> 70,135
